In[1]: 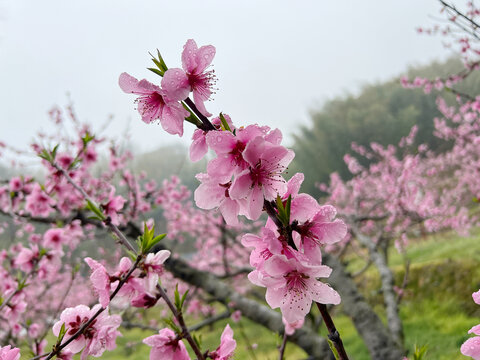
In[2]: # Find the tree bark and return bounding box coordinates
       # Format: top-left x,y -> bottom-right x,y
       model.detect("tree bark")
323,253 -> 405,359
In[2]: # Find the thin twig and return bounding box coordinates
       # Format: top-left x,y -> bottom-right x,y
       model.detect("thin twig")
316,303 -> 349,360
278,332 -> 288,360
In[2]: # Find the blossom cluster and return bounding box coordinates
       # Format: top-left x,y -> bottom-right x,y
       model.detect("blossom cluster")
121,39 -> 347,331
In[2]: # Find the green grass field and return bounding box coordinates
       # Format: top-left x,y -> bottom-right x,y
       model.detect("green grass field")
28,230 -> 480,360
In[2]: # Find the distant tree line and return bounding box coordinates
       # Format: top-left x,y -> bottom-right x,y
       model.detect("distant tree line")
291,57 -> 480,197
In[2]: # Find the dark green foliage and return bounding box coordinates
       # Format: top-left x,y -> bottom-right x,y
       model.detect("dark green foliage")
292,57 -> 480,197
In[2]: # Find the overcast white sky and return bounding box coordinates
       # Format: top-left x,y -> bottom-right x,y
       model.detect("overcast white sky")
0,0 -> 450,156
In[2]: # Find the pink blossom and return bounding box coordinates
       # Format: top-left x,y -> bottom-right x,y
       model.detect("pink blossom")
252,255 -> 340,323
194,173 -> 242,226
190,129 -> 209,162
206,125 -> 269,183
119,72 -> 189,136
162,39 -> 216,116
144,250 -> 170,283
43,228 -> 65,251
102,187 -> 126,226
52,304 -> 121,360
473,289 -> 480,305
143,328 -> 191,360
25,184 -> 55,217
209,324 -> 236,360
231,310 -> 242,323
229,136 -> 294,220
462,332 -> 480,359
294,205 -> 347,257
283,316 -> 304,336
85,258 -> 111,308
0,346 -> 20,360
14,244 -> 40,272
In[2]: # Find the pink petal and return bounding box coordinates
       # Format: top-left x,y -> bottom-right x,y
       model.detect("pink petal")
461,336 -> 480,359
219,198 -> 240,226
207,156 -> 235,183
265,287 -> 284,309
189,130 -> 208,162
161,68 -> 190,101
182,39 -> 199,73
206,131 -> 237,154
229,171 -> 252,200
194,182 -> 224,209
243,137 -> 265,166
118,72 -> 143,94
291,194 -> 319,223
286,173 -> 304,197
308,280 -> 341,305
160,102 -> 189,136
281,290 -> 312,323
264,128 -> 283,145
248,185 -> 264,220
473,289 -> 480,305
471,325 -> 480,336
193,89 -> 212,117
195,45 -> 216,74
310,220 -> 347,245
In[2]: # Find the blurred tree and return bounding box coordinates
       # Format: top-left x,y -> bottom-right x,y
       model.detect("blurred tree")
292,57 -> 480,197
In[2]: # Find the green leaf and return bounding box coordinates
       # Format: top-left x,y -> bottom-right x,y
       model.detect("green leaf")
164,318 -> 181,335
327,339 -> 340,360
275,195 -> 288,226
86,200 -> 106,221
126,250 -> 138,262
179,289 -> 189,310
57,322 -> 67,343
193,333 -> 202,348
182,103 -> 202,127
174,284 -> 181,310
51,144 -> 59,160
82,131 -> 94,147
38,149 -> 52,162
285,194 -> 292,224
219,113 -> 232,132
147,67 -> 164,77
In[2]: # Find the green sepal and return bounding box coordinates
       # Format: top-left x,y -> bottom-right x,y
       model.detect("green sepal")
82,131 -> 94,147
51,144 -> 59,161
148,49 -> 168,76
182,103 -> 202,127
147,67 -> 164,77
174,284 -> 181,310
180,289 -> 189,310
68,158 -> 82,170
139,221 -> 166,253
86,200 -> 106,221
164,318 -> 181,335
126,250 -> 138,262
285,194 -> 291,223
57,323 -> 67,344
219,113 -> 232,132
327,339 -> 340,360
275,195 -> 289,226
193,333 -> 202,348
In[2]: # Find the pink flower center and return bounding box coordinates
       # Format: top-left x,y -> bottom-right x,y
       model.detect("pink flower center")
285,271 -> 309,291
188,70 -> 216,99
68,316 -> 97,339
